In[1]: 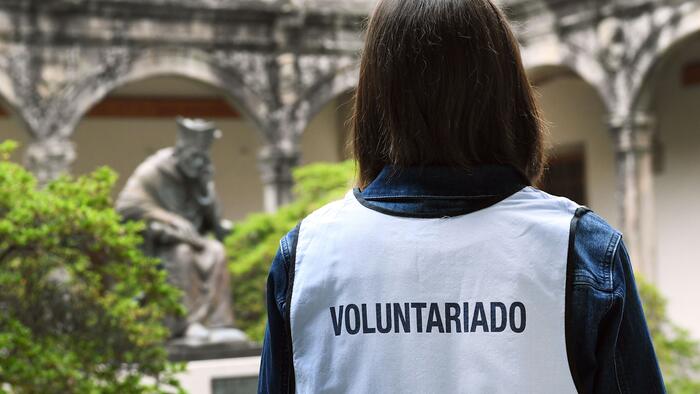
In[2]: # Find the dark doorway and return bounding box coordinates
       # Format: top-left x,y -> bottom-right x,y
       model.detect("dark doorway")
539,144 -> 587,205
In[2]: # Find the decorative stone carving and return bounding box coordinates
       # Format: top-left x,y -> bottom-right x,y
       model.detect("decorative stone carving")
598,16 -> 627,72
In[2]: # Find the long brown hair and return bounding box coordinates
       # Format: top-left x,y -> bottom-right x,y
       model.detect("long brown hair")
351,0 -> 544,188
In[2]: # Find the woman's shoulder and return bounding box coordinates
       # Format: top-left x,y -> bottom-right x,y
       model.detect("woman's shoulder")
298,189 -> 357,227
511,186 -> 623,287
570,208 -> 623,293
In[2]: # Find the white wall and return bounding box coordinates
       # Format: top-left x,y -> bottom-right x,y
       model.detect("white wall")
534,76 -> 619,227
301,91 -> 353,165
652,36 -> 700,336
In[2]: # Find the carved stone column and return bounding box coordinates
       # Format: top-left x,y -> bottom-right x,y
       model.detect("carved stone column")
23,136 -> 76,186
609,112 -> 657,279
258,142 -> 299,212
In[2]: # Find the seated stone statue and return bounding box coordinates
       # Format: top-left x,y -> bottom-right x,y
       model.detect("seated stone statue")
116,117 -> 245,344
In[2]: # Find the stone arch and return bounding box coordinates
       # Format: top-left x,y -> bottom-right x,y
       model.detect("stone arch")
57,49 -> 271,143
631,4 -> 700,113
283,64 -> 358,167
71,69 -> 270,220
291,64 -> 359,140
526,62 -> 610,113
0,71 -> 19,116
527,64 -> 580,87
0,67 -> 35,140
0,66 -> 42,173
521,37 -> 613,114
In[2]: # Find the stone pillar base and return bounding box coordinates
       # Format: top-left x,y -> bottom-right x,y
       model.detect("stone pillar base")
258,143 -> 299,212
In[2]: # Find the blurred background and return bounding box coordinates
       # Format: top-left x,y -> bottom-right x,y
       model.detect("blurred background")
0,0 -> 698,392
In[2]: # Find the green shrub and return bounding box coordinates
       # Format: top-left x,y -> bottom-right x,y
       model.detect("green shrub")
227,159 -> 700,391
0,140 -> 184,394
638,278 -> 700,393
227,161 -> 355,341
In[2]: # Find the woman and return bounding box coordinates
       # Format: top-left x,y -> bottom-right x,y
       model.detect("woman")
258,0 -> 665,392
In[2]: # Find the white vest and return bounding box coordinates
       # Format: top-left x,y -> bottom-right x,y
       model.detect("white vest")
290,186 -> 579,393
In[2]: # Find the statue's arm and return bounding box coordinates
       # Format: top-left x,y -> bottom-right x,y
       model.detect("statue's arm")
197,180 -> 231,241
116,183 -> 205,249
202,199 -> 232,241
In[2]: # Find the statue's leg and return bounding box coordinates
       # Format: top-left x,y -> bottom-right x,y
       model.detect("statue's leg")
166,242 -> 209,333
195,239 -> 235,328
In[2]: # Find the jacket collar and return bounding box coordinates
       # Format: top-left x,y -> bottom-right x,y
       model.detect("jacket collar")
353,164 -> 530,218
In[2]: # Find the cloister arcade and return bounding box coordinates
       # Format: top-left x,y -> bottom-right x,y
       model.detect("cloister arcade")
1,0 -> 699,334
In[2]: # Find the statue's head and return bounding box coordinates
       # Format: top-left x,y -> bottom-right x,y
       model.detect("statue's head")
174,117 -> 222,179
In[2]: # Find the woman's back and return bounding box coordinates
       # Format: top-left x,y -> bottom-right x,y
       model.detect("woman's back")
292,183 -> 580,392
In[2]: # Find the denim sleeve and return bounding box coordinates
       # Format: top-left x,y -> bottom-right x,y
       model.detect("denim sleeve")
609,240 -> 665,392
258,226 -> 299,394
569,211 -> 665,393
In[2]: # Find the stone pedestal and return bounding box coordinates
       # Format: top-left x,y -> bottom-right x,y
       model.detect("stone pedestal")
175,356 -> 261,394
168,340 -> 262,394
167,339 -> 262,362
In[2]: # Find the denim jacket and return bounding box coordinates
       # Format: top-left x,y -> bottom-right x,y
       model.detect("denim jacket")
258,164 -> 665,393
